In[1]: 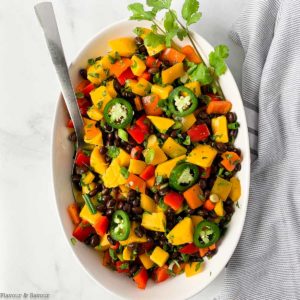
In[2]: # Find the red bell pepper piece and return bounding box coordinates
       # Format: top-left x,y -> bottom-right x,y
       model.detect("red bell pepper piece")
133,267 -> 149,289
179,243 -> 199,254
67,119 -> 74,128
115,261 -> 130,273
164,192 -> 184,211
203,200 -> 215,211
102,250 -> 112,266
187,124 -> 210,142
93,216 -> 109,237
139,71 -> 151,81
75,150 -> 90,167
146,56 -> 162,69
201,167 -> 211,179
127,124 -> 147,144
140,165 -> 155,181
72,221 -> 94,242
136,115 -> 150,132
130,146 -> 143,160
117,68 -> 135,86
139,241 -> 154,253
82,83 -> 95,96
207,93 -> 222,102
77,98 -> 91,116
152,265 -> 170,283
110,241 -> 120,250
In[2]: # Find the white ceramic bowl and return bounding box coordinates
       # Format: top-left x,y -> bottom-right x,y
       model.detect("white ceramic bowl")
52,19 -> 250,300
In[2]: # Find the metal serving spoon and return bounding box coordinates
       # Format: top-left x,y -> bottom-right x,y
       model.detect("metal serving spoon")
35,2 -> 85,148
35,2 -> 86,204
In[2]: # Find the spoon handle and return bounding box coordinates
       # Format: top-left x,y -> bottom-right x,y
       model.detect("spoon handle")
35,2 -> 85,147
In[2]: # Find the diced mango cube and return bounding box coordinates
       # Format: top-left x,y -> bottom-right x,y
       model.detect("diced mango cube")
79,204 -> 102,225
141,212 -> 166,232
128,159 -> 147,175
150,246 -> 169,267
167,217 -> 193,245
187,144 -> 217,168
185,262 -> 204,277
139,253 -> 155,269
162,137 -> 187,158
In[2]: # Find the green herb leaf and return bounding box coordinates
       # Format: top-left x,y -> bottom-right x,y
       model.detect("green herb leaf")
209,45 -> 229,76
146,0 -> 172,11
144,148 -> 155,164
128,3 -> 156,21
88,72 -> 100,78
119,262 -> 129,270
155,175 -> 164,184
107,146 -> 120,159
182,0 -> 202,26
182,135 -> 191,145
76,92 -> 84,99
181,253 -> 189,262
88,58 -> 95,65
164,10 -> 179,47
118,128 -> 129,142
195,262 -> 202,272
120,167 -> 130,179
70,237 -> 77,246
144,32 -> 166,47
189,63 -> 213,85
133,27 -> 145,37
109,248 -> 118,261
228,122 -> 239,130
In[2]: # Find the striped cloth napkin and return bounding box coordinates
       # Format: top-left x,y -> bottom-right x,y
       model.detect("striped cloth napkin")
216,0 -> 300,299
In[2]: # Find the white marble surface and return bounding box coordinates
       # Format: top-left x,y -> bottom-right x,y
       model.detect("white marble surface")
0,0 -> 246,299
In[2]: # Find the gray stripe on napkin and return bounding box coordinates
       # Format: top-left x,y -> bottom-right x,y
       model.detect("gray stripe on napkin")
216,0 -> 300,299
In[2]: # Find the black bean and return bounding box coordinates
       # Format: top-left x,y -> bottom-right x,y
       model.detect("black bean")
135,37 -> 144,46
160,133 -> 169,140
126,145 -> 133,153
84,236 -> 92,245
148,67 -> 159,74
127,242 -> 138,252
68,132 -> 77,142
104,123 -> 113,132
75,165 -> 88,175
79,68 -> 87,79
226,112 -> 237,123
232,148 -> 241,156
114,139 -> 121,147
116,201 -> 124,210
153,193 -> 160,203
90,234 -> 100,247
235,162 -> 241,171
198,111 -> 209,119
129,265 -> 139,277
106,199 -> 116,208
122,90 -> 135,99
170,130 -> 178,138
107,234 -> 116,245
99,146 -> 107,155
132,198 -> 140,207
71,174 -> 81,183
102,187 -> 110,196
159,187 -> 169,196
123,203 -> 131,213
139,45 -> 147,55
132,207 -> 143,215
187,208 -> 195,215
89,186 -> 100,197
96,203 -> 106,213
113,79 -> 122,94
128,189 -> 137,199
204,190 -> 210,199
134,226 -> 144,238
107,133 -> 114,142
199,179 -> 207,190
103,195 -> 112,202
229,129 -> 238,138
105,208 -> 114,216
216,142 -> 228,152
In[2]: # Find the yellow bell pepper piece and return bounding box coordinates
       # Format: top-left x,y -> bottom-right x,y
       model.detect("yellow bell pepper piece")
147,116 -> 175,133
150,246 -> 169,267
119,184 -> 130,198
214,200 -> 225,217
155,155 -> 186,178
191,215 -> 204,227
185,262 -> 204,277
167,217 -> 193,245
229,177 -> 241,202
211,177 -> 232,201
123,246 -> 136,261
141,194 -> 157,213
185,81 -> 201,97
102,159 -> 127,188
87,61 -> 108,85
181,113 -> 196,132
128,159 -> 147,175
95,233 -> 110,251
79,204 -> 102,225
82,182 -> 96,194
90,86 -> 112,111
162,62 -> 185,84
162,137 -> 187,158
131,55 -> 146,76
120,222 -> 148,245
106,80 -> 117,98
144,145 -> 168,165
127,78 -> 152,96
139,253 -> 155,269
81,171 -> 95,185
90,147 -> 107,175
87,106 -> 103,121
108,37 -> 137,57
211,115 -> 229,143
187,144 -> 217,168
151,85 -> 173,99
84,124 -> 103,146
141,212 -> 166,232
115,149 -> 131,167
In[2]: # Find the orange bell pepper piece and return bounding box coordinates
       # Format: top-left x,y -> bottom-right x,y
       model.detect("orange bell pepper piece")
127,173 -> 146,194
206,100 -> 232,114
221,151 -> 241,172
110,58 -> 132,77
67,203 -> 81,226
181,45 -> 202,64
160,48 -> 186,65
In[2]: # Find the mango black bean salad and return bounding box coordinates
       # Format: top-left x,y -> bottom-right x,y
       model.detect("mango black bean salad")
67,28 -> 242,289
